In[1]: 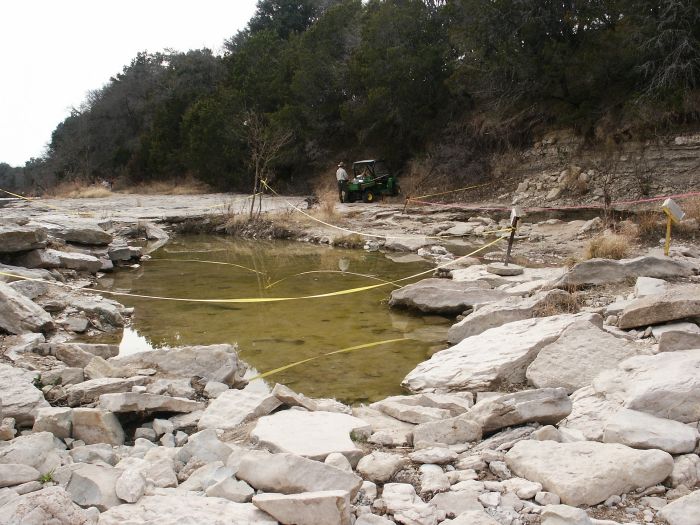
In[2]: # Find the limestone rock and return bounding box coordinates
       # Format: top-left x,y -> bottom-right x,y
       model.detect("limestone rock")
15,248 -> 102,273
669,454 -> 700,488
0,225 -> 47,253
69,296 -> 125,327
197,388 -> 281,431
205,477 -> 255,503
65,376 -> 150,406
448,289 -> 572,343
658,489 -> 700,525
634,276 -> 670,298
0,432 -> 57,471
659,330 -> 700,353
409,447 -> 457,465
72,408 -> 125,446
0,464 -> 40,488
444,509 -> 500,525
403,313 -> 600,393
253,490 -> 351,525
251,410 -> 370,465
177,428 -> 232,464
357,452 -> 407,483
0,282 -> 53,334
0,486 -> 94,525
593,349 -> 700,423
99,392 -> 204,414
352,406 -> 415,447
603,408 -> 698,454
526,321 -> 646,393
553,256 -> 696,288
236,451 -> 362,498
65,463 -> 121,511
429,490 -> 483,517
109,344 -> 245,386
272,383 -> 319,410
505,440 -> 673,506
389,278 -> 507,315
32,407 -> 73,438
97,494 -> 277,524
0,363 -> 49,426
370,400 -> 452,424
618,286 -> 700,329
115,469 -> 146,503
468,388 -> 572,433
558,386 -> 621,441
382,483 -> 437,525
29,218 -> 112,245
412,414 -> 482,449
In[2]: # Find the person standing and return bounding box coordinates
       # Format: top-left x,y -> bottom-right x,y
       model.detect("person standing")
336,162 -> 349,202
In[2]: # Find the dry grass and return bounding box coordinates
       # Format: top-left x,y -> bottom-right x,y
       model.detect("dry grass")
46,181 -> 113,199
533,291 -> 582,317
584,233 -> 631,260
682,196 -> 700,221
310,179 -> 341,222
118,177 -> 210,195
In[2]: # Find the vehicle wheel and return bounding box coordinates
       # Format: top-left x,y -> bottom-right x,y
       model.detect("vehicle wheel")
362,189 -> 376,203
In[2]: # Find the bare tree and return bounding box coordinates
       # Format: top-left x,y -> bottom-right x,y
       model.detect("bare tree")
243,111 -> 293,219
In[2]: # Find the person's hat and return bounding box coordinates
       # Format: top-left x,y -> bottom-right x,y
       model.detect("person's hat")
338,162 -> 345,167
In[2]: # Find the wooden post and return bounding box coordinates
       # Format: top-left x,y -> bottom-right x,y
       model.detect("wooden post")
664,214 -> 672,257
661,198 -> 685,257
504,207 -> 523,266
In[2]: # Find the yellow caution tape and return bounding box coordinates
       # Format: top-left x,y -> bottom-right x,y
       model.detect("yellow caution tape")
0,236 -> 504,304
265,270 -> 401,289
408,182 -> 491,201
248,338 -> 408,381
151,258 -> 264,275
0,187 -> 74,213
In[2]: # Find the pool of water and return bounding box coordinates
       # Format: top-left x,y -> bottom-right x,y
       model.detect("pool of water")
96,235 -> 452,404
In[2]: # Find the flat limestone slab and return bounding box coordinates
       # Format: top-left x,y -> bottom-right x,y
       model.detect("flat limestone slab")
97,495 -> 277,525
0,363 -> 49,426
618,286 -> 700,329
251,410 -> 371,465
253,490 -> 351,525
197,388 -> 281,431
403,313 -> 600,393
389,278 -> 507,315
593,349 -> 700,423
526,321 -> 648,393
505,440 -> 673,506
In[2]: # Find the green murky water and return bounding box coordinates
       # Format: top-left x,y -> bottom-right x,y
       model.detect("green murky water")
97,235 -> 451,404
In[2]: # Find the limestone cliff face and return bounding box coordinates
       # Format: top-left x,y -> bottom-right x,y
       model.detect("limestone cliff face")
492,131 -> 700,207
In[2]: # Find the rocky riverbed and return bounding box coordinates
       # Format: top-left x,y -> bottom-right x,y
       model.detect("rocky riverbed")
1,194 -> 700,525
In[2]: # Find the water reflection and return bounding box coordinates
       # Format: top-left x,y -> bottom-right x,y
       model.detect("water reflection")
98,235 -> 451,404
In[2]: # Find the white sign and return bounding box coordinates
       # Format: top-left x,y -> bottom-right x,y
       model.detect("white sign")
662,198 -> 685,223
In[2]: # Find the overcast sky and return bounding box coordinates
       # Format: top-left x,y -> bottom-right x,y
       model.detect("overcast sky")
0,0 -> 258,167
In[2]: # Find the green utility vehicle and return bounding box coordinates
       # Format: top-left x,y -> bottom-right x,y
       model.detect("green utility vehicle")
341,159 -> 400,203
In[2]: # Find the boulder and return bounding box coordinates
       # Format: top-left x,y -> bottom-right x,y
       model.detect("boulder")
32,407 -> 73,438
115,469 -> 146,503
99,393 -> 204,414
403,313 -> 600,393
178,461 -> 232,492
0,464 -> 39,488
602,408 -> 698,454
552,256 -> 696,288
448,289 -> 572,343
657,489 -> 700,525
369,400 -> 451,424
0,363 -> 49,425
177,428 -> 232,464
593,349 -> 700,423
659,330 -> 700,353
382,483 -> 437,525
72,408 -> 124,445
69,296 -> 125,327
429,490 -> 483,517
29,218 -> 112,245
352,406 -> 415,447
634,276 -> 670,298
65,463 -> 121,511
558,386 -> 621,441
197,387 -> 281,431
251,410 -> 370,465
236,451 -> 362,498
0,486 -> 94,525
65,376 -> 150,406
109,344 -> 245,386
669,454 -> 700,489
0,263 -> 55,284
389,278 -> 508,315
505,440 -> 673,506
0,432 -> 57,471
357,452 -> 408,483
526,321 -> 647,393
271,383 -> 319,410
409,447 -> 457,465
14,248 -> 102,273
468,388 -> 572,433
97,494 -> 277,525
253,490 -> 351,525
205,477 -> 255,503
0,282 -> 53,334
0,225 -> 47,253
618,286 -> 700,329
412,414 -> 482,449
